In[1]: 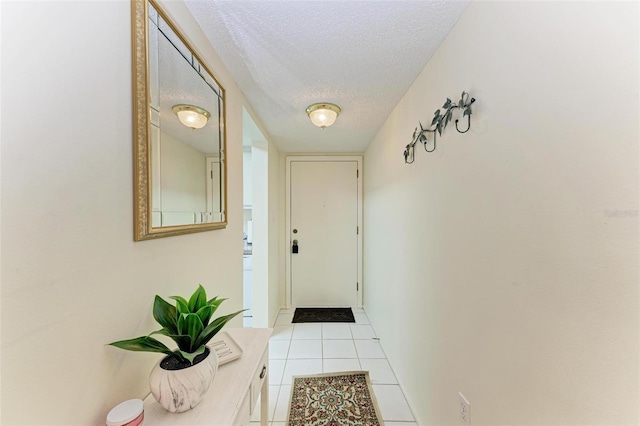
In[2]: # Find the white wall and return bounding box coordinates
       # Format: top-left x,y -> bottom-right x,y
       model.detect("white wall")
0,1 -> 265,424
363,2 -> 639,425
278,153 -> 288,310
267,140 -> 282,325
244,108 -> 282,328
242,149 -> 252,208
160,131 -> 207,213
251,141 -> 269,327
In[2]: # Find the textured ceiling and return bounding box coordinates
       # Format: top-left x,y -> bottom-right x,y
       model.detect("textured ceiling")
185,1 -> 469,153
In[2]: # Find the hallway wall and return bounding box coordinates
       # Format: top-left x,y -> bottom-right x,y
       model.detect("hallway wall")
248,136 -> 282,328
267,140 -> 282,325
363,2 -> 639,425
0,1 -> 268,424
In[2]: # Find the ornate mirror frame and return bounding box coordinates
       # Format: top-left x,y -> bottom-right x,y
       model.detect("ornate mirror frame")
132,0 -> 227,241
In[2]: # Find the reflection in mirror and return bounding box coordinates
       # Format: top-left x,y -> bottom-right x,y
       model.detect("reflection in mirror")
133,0 -> 226,240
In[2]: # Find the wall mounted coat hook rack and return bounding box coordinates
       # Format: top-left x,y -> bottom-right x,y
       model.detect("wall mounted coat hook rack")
404,91 -> 476,164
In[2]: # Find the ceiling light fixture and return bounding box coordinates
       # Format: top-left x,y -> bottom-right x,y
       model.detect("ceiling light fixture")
306,103 -> 341,129
172,104 -> 211,129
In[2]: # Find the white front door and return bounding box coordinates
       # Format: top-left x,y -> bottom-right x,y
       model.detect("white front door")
287,157 -> 361,307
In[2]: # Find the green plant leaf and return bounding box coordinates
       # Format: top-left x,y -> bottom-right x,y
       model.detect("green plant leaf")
437,121 -> 443,135
188,285 -> 207,312
169,296 -> 189,315
178,345 -> 206,365
206,296 -> 218,305
108,336 -> 173,355
195,304 -> 214,327
150,328 -> 191,351
464,108 -> 471,117
443,98 -> 451,109
153,296 -> 178,334
208,298 -> 227,315
431,115 -> 439,126
177,313 -> 186,335
195,309 -> 245,349
184,313 -> 204,351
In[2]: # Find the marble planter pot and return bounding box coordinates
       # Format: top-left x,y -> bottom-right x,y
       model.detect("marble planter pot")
149,348 -> 219,413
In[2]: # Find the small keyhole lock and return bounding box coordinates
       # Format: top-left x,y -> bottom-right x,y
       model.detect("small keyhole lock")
292,239 -> 299,254
293,229 -> 298,234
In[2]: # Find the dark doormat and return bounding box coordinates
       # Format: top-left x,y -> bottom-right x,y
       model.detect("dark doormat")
292,307 -> 355,323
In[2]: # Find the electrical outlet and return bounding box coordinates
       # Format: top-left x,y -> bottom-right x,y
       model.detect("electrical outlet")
458,392 -> 470,425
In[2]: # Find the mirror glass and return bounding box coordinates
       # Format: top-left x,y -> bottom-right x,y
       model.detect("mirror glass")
133,0 -> 227,241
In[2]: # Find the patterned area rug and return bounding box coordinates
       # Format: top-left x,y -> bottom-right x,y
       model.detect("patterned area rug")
286,371 -> 383,426
292,307 -> 355,323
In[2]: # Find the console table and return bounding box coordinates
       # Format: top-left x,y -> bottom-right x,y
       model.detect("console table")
143,328 -> 272,425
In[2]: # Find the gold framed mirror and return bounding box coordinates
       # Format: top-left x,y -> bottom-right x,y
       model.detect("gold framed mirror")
132,0 -> 227,241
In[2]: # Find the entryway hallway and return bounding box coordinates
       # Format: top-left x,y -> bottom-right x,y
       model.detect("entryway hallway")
250,308 -> 417,425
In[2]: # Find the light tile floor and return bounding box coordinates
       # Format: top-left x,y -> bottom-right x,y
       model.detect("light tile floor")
251,308 -> 417,426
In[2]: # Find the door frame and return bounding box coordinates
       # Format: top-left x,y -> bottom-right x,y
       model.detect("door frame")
285,155 -> 363,308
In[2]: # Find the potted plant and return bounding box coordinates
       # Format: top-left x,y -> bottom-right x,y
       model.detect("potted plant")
109,285 -> 243,413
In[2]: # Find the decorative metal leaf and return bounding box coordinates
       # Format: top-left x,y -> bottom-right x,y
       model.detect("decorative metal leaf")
405,91 -> 475,163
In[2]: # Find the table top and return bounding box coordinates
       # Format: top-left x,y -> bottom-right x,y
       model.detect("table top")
143,328 -> 272,425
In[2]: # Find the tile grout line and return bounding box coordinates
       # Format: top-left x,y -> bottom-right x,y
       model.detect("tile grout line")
320,321 -> 324,368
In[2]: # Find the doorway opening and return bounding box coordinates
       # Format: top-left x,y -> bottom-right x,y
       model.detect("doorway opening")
242,108 -> 270,327
242,145 -> 253,327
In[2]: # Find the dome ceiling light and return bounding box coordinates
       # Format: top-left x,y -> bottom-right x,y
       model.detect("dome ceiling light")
172,104 -> 211,129
306,103 -> 341,129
